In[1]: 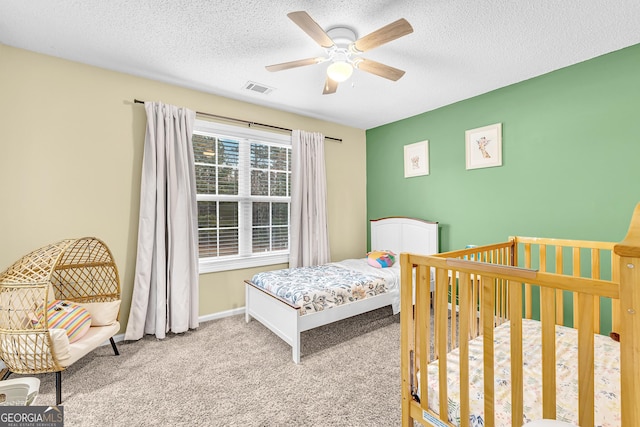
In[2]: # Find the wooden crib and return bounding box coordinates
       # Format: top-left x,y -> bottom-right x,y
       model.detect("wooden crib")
400,204 -> 640,427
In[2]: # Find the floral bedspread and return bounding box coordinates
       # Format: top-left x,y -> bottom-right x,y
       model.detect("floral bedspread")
425,319 -> 620,427
250,259 -> 400,315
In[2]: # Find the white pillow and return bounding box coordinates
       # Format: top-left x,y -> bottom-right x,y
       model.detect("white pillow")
77,300 -> 121,326
49,328 -> 71,362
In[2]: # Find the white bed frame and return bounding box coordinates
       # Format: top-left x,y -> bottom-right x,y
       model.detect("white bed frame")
244,217 -> 439,363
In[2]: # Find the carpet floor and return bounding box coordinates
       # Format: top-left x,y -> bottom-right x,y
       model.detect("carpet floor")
24,306 -> 406,426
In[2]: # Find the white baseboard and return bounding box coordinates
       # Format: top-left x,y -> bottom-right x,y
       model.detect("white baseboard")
110,306 -> 246,344
198,306 -> 245,323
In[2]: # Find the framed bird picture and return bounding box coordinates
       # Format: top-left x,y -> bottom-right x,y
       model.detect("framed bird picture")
465,123 -> 502,170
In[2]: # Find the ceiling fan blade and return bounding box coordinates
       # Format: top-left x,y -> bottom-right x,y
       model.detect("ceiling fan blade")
323,77 -> 338,95
287,11 -> 335,49
352,18 -> 413,52
266,57 -> 324,72
355,58 -> 406,81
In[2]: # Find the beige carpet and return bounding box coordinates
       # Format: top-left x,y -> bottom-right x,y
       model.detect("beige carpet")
24,307 -> 405,426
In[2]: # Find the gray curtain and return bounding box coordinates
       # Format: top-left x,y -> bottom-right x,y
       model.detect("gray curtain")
125,101 -> 199,340
289,130 -> 331,268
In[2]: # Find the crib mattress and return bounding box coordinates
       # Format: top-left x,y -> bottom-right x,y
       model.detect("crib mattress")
250,259 -> 400,315
425,318 -> 620,427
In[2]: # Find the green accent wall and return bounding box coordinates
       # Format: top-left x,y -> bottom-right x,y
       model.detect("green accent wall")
366,43 -> 640,253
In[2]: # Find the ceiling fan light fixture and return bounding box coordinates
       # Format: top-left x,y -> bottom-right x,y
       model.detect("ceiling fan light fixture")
327,61 -> 353,82
266,12 -> 413,94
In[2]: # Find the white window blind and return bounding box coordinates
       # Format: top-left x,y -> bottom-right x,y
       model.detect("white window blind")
193,120 -> 291,273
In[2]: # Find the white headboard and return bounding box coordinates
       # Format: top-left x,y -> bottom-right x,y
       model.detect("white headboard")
370,217 -> 439,256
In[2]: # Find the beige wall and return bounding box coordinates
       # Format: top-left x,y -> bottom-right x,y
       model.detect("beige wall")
0,44 -> 367,332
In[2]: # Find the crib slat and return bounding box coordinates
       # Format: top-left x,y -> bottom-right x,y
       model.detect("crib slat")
555,246 -> 564,325
472,274 -> 480,337
524,243 -> 533,319
506,246 -> 511,319
573,247 -> 580,327
577,293 -> 595,427
458,272 -> 471,427
509,279 -> 524,427
502,278 -> 507,321
416,265 -> 430,411
400,253 -> 412,426
436,268 -> 449,421
495,276 -> 501,327
481,276 -> 495,427
496,257 -> 503,324
451,270 -> 457,350
591,249 -> 601,333
399,253 -> 413,427
540,285 -> 557,419
505,246 -> 511,321
611,253 -> 621,333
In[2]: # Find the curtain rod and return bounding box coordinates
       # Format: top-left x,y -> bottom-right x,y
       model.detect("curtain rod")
133,99 -> 342,142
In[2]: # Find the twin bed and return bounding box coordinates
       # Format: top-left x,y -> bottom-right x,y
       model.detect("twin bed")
401,204 -> 640,427
244,216 -> 438,363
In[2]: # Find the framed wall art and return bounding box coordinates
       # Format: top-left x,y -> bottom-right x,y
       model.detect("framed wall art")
465,123 -> 502,170
404,140 -> 429,178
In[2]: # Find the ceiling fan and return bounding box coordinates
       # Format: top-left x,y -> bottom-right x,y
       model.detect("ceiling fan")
265,11 -> 413,94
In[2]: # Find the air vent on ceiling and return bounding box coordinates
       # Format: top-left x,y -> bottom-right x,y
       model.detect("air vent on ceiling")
243,81 -> 274,95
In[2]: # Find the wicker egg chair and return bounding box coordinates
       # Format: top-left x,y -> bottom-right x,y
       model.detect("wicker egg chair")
0,237 -> 121,404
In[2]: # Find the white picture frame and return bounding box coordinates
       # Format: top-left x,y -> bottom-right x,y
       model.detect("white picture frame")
404,140 -> 429,178
465,123 -> 502,170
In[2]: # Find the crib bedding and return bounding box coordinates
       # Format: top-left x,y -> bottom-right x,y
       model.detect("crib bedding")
249,258 -> 401,315
425,318 -> 620,427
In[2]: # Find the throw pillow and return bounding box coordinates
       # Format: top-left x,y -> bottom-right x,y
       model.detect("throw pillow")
367,250 -> 396,268
77,300 -> 121,326
45,300 -> 92,343
48,328 -> 71,362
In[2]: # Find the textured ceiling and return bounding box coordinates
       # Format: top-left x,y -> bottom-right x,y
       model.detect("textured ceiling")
1,1 -> 639,129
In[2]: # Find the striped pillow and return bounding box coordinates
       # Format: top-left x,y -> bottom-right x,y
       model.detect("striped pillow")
46,300 -> 92,343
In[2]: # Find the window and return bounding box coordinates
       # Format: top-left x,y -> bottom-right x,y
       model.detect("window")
192,120 -> 291,273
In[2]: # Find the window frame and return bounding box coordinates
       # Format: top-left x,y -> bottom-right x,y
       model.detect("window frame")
193,120 -> 292,274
